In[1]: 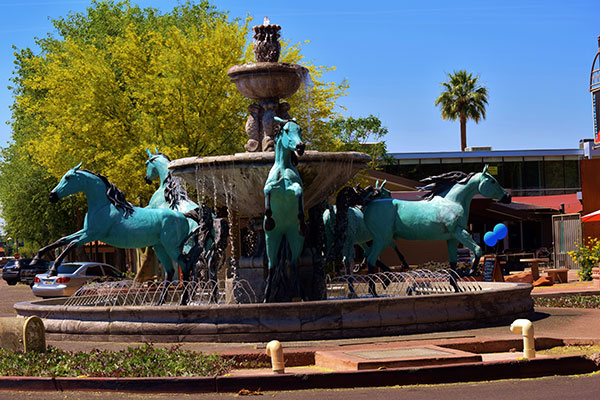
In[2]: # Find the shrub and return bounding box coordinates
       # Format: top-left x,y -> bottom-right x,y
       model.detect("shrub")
568,237 -> 600,281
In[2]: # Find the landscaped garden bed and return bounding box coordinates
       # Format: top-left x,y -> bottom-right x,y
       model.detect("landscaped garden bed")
534,294 -> 600,309
0,344 -> 235,377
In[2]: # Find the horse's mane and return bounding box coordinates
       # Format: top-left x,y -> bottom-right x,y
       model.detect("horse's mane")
82,169 -> 135,217
164,173 -> 190,209
152,152 -> 171,162
418,171 -> 475,200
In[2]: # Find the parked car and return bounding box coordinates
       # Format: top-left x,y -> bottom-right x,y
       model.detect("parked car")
2,259 -> 20,285
19,259 -> 52,286
1,258 -> 46,286
32,262 -> 124,298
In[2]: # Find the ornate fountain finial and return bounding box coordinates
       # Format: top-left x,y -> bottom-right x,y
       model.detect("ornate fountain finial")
253,18 -> 281,62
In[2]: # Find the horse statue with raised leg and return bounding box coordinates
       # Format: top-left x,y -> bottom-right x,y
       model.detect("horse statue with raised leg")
362,165 -> 511,296
323,184 -> 410,297
263,117 -> 307,303
30,164 -> 191,290
145,149 -> 228,302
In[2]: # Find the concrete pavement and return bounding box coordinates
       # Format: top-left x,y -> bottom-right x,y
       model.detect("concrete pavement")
3,274 -> 600,393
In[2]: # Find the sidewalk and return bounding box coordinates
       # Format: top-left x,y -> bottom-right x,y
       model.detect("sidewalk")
4,273 -> 600,393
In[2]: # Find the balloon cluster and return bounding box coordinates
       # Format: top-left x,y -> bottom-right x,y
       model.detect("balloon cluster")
483,223 -> 508,247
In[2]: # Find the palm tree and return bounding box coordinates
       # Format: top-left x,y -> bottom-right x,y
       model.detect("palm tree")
435,70 -> 488,151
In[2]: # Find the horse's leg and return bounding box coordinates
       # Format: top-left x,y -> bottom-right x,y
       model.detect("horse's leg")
392,244 -> 410,271
264,231 -> 282,303
447,239 -> 459,271
32,229 -> 86,268
46,230 -> 92,276
297,194 -> 307,237
446,238 -> 461,292
452,228 -> 482,276
365,240 -> 387,298
343,244 -> 357,298
264,191 -> 275,231
288,228 -> 305,301
153,244 -> 174,306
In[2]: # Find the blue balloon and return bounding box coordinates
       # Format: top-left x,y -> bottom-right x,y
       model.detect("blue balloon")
484,231 -> 498,247
493,223 -> 508,240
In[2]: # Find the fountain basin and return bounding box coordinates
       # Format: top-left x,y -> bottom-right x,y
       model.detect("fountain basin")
14,282 -> 533,343
227,62 -> 309,100
169,151 -> 370,218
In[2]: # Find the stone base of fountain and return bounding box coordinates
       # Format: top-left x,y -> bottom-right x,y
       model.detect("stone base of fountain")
14,282 -> 533,343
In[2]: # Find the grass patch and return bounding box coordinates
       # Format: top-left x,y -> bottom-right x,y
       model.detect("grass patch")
538,345 -> 600,357
0,344 -> 235,377
534,295 -> 600,309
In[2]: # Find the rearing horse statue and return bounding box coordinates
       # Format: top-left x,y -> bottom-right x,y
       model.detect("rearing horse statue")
362,166 -> 511,295
145,149 -> 229,299
263,117 -> 307,302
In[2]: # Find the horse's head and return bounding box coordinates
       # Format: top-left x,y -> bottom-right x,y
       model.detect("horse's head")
145,148 -> 170,184
336,186 -> 364,209
361,180 -> 392,204
274,116 -> 305,157
477,165 -> 511,204
50,162 -> 85,202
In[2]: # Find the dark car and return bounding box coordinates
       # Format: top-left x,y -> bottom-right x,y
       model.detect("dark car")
19,259 -> 52,286
2,259 -> 20,285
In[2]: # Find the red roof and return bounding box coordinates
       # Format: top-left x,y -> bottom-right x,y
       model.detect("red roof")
512,194 -> 582,214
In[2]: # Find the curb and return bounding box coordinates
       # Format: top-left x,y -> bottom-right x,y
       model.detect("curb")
0,355 -> 598,393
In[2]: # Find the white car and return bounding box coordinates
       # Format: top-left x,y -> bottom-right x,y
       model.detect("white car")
32,262 -> 123,298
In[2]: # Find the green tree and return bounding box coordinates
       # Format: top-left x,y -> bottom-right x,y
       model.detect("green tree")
326,114 -> 389,169
1,0 -> 351,244
0,146 -> 80,249
435,70 -> 488,152
9,0 -> 347,204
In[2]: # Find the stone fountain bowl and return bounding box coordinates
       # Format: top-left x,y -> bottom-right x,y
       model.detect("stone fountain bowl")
169,151 -> 371,218
227,62 -> 309,100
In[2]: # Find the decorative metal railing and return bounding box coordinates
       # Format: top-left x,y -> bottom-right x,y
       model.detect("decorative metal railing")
63,269 -> 485,307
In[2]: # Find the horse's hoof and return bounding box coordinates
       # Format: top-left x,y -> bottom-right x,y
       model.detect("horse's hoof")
264,217 -> 275,231
348,291 -> 358,299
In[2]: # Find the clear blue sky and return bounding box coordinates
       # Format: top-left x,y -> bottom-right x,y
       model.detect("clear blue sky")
0,0 -> 599,153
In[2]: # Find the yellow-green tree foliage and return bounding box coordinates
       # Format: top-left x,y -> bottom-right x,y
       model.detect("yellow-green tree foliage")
14,0 -> 347,206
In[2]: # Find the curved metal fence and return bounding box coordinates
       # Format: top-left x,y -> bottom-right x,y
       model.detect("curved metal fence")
327,270 -> 483,299
64,279 -> 257,307
62,269 -> 484,307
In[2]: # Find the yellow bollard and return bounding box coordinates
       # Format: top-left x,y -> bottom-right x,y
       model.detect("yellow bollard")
0,316 -> 46,352
510,319 -> 535,359
265,340 -> 285,374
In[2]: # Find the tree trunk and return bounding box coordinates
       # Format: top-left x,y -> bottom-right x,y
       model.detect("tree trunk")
460,114 -> 467,151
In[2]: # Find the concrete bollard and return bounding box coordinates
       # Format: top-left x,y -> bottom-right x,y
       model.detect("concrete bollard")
510,319 -> 535,359
266,340 -> 285,374
0,316 -> 46,352
592,267 -> 600,289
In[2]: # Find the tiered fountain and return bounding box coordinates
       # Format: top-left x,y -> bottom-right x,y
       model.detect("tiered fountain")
14,19 -> 534,343
169,17 -> 370,299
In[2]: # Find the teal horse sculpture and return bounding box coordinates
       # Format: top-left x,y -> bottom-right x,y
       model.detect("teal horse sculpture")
323,184 -> 409,295
362,166 -> 511,294
145,150 -> 229,299
31,164 -> 190,281
263,117 -> 307,302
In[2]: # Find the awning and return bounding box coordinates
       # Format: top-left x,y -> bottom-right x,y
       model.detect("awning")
511,193 -> 582,214
582,209 -> 600,222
